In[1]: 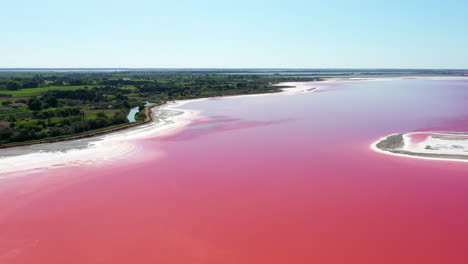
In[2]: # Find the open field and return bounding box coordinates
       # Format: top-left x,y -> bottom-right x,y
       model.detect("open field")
0,85 -> 136,97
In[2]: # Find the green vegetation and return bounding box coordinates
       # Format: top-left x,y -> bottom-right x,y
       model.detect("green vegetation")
0,85 -> 89,96
0,70 -> 320,146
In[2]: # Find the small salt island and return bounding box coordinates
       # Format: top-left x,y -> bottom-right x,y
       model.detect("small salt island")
372,132 -> 468,162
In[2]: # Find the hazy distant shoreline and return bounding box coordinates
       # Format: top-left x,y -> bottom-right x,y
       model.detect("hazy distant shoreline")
1,68 -> 467,76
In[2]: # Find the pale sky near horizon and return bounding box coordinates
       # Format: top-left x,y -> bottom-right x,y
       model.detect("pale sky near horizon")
2,0 -> 468,68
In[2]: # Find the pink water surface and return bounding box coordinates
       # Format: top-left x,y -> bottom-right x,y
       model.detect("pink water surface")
2,78 -> 468,263
407,133 -> 432,144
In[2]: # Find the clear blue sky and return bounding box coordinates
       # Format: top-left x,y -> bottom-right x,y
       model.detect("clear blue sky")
2,0 -> 467,68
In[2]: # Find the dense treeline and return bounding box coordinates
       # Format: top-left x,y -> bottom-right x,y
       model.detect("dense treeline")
46,87 -> 130,101
0,110 -> 128,142
33,107 -> 83,119
135,76 -> 278,99
0,83 -> 136,143
0,79 -> 40,90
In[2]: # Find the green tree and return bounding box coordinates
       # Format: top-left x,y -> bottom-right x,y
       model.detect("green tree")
44,96 -> 58,108
28,98 -> 42,111
6,81 -> 21,91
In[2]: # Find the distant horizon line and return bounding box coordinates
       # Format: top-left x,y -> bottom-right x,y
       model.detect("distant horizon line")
1,68 -> 468,71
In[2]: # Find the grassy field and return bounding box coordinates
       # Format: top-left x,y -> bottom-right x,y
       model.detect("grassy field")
0,85 -> 136,97
83,109 -> 120,119
0,86 -> 89,97
0,107 -> 32,120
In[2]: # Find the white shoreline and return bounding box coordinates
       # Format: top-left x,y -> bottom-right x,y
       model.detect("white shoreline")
0,82 -> 319,175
